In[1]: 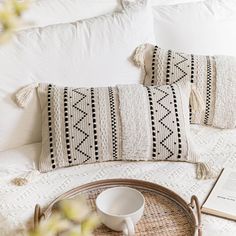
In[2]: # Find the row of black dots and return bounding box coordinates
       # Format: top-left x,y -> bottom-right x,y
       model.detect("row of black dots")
166,50 -> 172,84
204,56 -> 212,125
151,46 -> 158,85
108,87 -> 118,159
189,105 -> 193,123
189,55 -> 195,123
170,85 -> 182,159
64,87 -> 72,164
91,88 -> 99,160
47,84 -> 56,169
190,55 -> 195,83
146,87 -> 157,159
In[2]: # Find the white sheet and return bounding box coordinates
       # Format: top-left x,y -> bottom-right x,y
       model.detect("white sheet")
0,125 -> 236,236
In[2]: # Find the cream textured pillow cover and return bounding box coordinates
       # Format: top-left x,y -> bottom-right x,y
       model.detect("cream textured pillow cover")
134,44 -> 236,128
16,82 -> 211,179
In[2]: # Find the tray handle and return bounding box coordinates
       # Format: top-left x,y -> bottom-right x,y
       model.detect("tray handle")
189,195 -> 202,236
34,204 -> 44,230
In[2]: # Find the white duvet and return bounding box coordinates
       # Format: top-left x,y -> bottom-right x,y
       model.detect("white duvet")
0,125 -> 236,236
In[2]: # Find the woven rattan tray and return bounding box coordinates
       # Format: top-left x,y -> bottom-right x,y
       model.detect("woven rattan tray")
34,179 -> 202,236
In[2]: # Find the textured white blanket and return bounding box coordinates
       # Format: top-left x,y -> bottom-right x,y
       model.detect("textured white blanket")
0,125 -> 236,236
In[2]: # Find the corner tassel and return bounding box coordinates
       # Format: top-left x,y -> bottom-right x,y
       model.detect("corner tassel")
196,162 -> 214,180
133,44 -> 147,68
190,84 -> 205,113
11,170 -> 40,186
15,82 -> 38,108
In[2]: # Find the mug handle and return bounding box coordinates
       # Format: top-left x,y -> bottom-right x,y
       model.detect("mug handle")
122,218 -> 135,236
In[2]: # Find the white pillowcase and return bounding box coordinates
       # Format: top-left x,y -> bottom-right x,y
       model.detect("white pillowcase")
153,0 -> 236,56
0,1 -> 155,151
18,0 -> 204,30
20,0 -> 123,30
151,0 -> 204,5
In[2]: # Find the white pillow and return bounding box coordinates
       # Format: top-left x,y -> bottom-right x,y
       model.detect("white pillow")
151,0 -> 204,5
152,0 -> 236,56
0,1 -> 155,151
20,0 -> 122,30
16,0 -> 203,30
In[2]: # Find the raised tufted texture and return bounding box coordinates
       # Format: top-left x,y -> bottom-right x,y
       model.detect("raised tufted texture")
0,125 -> 236,235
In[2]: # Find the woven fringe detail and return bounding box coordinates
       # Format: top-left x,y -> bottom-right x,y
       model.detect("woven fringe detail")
11,170 -> 40,186
15,82 -> 38,108
133,44 -> 147,68
196,162 -> 213,180
190,84 -> 205,113
187,139 -> 214,179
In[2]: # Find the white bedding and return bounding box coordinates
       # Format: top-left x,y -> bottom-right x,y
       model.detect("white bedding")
0,125 -> 236,236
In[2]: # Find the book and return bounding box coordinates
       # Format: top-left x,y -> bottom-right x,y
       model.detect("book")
201,168 -> 236,221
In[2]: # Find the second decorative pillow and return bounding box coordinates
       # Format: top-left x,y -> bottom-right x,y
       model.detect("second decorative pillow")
15,82 -> 211,179
133,44 -> 236,128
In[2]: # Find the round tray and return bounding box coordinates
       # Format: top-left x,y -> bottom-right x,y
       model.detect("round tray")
34,179 -> 202,236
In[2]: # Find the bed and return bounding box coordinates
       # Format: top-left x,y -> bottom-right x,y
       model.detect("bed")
0,125 -> 236,235
0,0 -> 236,235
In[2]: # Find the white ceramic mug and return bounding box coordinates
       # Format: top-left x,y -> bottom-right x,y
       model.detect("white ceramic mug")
96,187 -> 145,236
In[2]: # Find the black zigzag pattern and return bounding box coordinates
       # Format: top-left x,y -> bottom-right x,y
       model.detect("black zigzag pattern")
72,89 -> 91,162
72,89 -> 86,103
173,53 -> 188,83
155,87 -> 174,159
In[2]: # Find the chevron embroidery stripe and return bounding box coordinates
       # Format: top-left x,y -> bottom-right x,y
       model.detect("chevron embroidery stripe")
155,87 -> 174,159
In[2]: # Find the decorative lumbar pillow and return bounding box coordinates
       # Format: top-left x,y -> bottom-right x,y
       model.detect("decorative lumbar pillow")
133,43 -> 236,128
14,82 -> 213,179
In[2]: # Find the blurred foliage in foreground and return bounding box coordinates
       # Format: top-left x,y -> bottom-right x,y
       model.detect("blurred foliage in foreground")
29,197 -> 100,236
0,0 -> 30,43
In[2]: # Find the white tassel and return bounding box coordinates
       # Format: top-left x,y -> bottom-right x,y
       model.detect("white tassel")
196,162 -> 214,180
15,82 -> 38,108
11,170 -> 40,186
133,44 -> 147,68
190,84 -> 205,113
